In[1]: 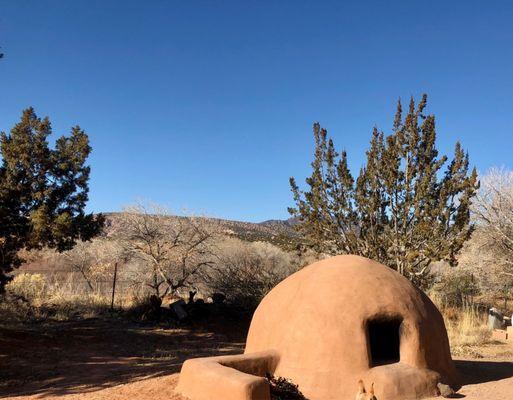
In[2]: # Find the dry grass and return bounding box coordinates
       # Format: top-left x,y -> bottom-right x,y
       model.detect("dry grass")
430,291 -> 492,356
2,272 -> 148,324
445,306 -> 491,356
3,271 -> 495,357
1,291 -> 140,326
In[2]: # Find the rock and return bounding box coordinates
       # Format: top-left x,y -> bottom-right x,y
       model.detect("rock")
437,383 -> 455,398
171,299 -> 188,321
488,307 -> 504,330
161,294 -> 181,308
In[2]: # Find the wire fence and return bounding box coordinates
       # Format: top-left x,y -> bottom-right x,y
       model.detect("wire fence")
17,263 -> 212,305
21,267 -> 149,300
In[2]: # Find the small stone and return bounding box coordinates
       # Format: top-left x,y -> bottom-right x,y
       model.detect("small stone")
437,383 -> 455,398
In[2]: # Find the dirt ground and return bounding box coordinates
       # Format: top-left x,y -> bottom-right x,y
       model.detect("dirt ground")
1,318 -> 512,400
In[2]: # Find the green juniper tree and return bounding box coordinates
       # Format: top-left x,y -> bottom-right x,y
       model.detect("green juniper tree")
289,95 -> 478,288
0,108 -> 104,290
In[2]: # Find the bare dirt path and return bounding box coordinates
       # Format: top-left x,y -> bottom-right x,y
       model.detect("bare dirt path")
1,319 -> 512,400
0,318 -> 245,399
426,355 -> 513,400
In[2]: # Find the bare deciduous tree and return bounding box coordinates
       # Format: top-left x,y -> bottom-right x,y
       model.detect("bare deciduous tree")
62,240 -> 100,291
115,204 -> 218,297
205,238 -> 297,311
61,238 -> 128,292
473,168 -> 513,261
459,167 -> 513,306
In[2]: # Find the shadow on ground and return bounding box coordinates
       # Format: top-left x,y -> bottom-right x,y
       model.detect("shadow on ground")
4,318 -> 512,399
455,359 -> 513,385
0,318 -> 247,398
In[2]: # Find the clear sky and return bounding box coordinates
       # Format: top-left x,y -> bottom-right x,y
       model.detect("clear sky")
1,1 -> 512,222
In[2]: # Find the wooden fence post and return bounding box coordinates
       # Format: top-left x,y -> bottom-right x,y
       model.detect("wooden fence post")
110,262 -> 118,311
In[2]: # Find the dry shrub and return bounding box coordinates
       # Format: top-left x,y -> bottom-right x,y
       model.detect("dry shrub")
3,272 -> 117,322
6,273 -> 48,304
431,268 -> 480,307
46,293 -> 112,320
205,238 -> 297,313
430,291 -> 491,355
0,295 -> 44,323
446,307 -> 490,356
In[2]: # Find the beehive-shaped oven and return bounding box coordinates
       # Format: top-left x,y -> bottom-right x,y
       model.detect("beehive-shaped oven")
177,255 -> 459,400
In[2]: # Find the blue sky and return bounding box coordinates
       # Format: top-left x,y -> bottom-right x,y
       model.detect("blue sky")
1,1 -> 512,222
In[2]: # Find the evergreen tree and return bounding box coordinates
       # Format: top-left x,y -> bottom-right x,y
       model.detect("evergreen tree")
0,108 -> 104,290
289,95 -> 478,288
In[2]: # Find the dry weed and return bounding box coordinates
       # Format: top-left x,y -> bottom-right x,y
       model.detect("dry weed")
430,291 -> 491,356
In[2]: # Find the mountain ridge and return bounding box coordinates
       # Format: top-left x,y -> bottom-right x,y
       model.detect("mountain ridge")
102,212 -> 299,249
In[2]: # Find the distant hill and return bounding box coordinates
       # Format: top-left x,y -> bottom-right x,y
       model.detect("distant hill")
19,214 -> 300,274
103,213 -> 300,249
221,216 -> 299,248
258,217 -> 298,229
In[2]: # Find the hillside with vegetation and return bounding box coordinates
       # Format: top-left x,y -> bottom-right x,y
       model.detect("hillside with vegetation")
104,213 -> 299,249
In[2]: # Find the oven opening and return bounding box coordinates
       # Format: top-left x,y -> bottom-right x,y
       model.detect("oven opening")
367,317 -> 402,366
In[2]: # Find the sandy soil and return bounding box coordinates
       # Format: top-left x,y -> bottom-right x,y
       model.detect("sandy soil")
1,318 -> 512,400
0,318 -> 246,400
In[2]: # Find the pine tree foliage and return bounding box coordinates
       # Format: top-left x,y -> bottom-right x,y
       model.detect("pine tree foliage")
289,95 -> 478,288
0,108 -> 104,289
